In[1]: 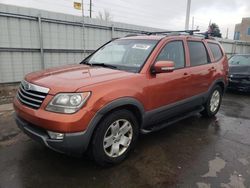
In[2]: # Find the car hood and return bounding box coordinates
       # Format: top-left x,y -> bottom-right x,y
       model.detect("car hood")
25,64 -> 134,95
229,65 -> 250,75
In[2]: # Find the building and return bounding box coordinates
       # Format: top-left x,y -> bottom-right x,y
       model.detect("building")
234,17 -> 250,41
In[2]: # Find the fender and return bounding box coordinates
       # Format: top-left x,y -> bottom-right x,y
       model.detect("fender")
96,97 -> 145,116
204,78 -> 226,100
79,97 -> 145,152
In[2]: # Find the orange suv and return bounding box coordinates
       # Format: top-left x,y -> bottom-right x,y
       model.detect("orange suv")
14,30 -> 228,166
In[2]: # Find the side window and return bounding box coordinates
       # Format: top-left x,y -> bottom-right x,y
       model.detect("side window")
188,41 -> 209,66
208,43 -> 223,61
156,41 -> 185,69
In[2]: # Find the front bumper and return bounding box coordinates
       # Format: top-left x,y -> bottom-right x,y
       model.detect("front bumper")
228,79 -> 250,92
15,114 -> 90,156
13,97 -> 95,133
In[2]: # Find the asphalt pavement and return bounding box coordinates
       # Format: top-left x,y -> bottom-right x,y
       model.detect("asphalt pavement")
0,91 -> 250,188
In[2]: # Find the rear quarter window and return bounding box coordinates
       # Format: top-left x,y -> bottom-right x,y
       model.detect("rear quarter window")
208,43 -> 223,61
188,41 -> 209,66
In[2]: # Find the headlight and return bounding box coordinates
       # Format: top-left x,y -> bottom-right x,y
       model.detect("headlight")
46,92 -> 91,114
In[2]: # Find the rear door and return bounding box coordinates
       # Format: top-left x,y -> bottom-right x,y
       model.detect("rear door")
185,39 -> 214,98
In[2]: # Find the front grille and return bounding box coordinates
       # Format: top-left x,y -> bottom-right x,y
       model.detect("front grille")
230,75 -> 250,81
17,80 -> 49,109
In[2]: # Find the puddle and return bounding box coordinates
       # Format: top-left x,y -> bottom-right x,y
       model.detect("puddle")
221,172 -> 246,188
202,156 -> 226,177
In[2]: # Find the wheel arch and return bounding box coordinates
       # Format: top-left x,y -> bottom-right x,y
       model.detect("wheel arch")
215,80 -> 225,93
209,79 -> 226,94
83,97 -> 145,151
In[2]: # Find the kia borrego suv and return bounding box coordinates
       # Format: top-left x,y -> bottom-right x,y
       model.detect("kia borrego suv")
14,30 -> 228,166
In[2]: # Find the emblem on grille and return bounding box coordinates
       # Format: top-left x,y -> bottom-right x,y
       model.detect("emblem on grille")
23,82 -> 31,90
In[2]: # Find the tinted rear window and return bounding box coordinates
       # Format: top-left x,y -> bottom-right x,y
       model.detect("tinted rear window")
208,43 -> 223,61
188,41 -> 209,66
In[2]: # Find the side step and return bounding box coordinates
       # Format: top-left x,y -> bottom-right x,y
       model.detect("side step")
141,106 -> 204,134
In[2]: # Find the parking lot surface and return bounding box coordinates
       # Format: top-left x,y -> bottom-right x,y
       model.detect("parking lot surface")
0,92 -> 250,188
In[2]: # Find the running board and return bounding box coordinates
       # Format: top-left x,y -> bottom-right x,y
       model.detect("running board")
141,106 -> 204,134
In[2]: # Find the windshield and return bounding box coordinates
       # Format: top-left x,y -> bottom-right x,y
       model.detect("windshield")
84,39 -> 158,72
229,55 -> 250,65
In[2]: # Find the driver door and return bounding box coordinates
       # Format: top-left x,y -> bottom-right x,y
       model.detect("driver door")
145,40 -> 190,125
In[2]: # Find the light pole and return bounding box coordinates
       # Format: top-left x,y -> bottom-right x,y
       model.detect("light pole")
185,0 -> 191,30
81,0 -> 86,56
90,0 -> 92,18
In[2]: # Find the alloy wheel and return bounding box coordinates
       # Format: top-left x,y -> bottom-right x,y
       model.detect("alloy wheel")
103,119 -> 133,158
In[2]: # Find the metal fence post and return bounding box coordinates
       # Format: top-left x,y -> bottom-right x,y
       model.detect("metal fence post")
38,15 -> 45,69
232,41 -> 237,54
82,21 -> 86,57
111,24 -> 115,39
240,42 -> 244,54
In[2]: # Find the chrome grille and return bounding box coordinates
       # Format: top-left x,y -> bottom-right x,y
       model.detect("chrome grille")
17,80 -> 49,109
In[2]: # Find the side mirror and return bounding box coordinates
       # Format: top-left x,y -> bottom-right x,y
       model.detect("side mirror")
152,60 -> 175,74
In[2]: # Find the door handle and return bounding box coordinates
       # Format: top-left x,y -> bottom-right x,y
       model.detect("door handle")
209,66 -> 215,71
183,72 -> 189,79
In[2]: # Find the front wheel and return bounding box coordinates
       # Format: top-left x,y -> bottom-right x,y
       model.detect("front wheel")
201,86 -> 222,117
91,110 -> 139,166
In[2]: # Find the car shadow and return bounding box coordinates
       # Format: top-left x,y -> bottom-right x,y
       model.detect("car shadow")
15,114 -> 219,188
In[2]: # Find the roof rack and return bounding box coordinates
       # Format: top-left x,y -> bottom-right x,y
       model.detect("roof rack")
143,29 -> 200,36
194,32 -> 216,40
124,30 -> 216,40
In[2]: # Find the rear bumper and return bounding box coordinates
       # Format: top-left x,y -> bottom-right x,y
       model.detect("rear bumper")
228,80 -> 250,92
15,114 -> 90,156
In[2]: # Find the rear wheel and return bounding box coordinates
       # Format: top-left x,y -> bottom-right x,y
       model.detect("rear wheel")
91,109 -> 139,166
201,86 -> 222,117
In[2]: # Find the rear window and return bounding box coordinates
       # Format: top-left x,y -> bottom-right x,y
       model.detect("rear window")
208,43 -> 223,61
188,41 -> 209,66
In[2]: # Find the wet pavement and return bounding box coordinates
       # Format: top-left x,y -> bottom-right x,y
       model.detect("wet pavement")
0,91 -> 250,188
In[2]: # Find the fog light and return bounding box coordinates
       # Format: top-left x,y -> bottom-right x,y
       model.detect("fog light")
47,131 -> 64,140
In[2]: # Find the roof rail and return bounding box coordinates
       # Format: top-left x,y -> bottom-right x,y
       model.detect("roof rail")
143,29 -> 200,36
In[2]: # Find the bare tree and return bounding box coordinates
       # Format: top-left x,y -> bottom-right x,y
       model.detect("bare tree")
97,9 -> 112,22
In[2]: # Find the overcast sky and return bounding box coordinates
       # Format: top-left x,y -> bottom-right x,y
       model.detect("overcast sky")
0,0 -> 250,39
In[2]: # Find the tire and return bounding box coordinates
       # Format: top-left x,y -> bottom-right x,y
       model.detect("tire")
201,85 -> 222,117
91,109 -> 139,166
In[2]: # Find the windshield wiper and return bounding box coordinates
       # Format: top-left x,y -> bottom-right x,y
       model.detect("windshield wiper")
90,63 -> 118,69
81,61 -> 118,69
80,60 -> 91,65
